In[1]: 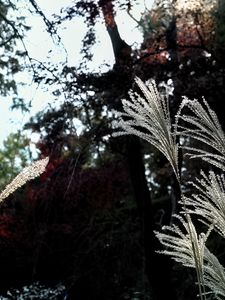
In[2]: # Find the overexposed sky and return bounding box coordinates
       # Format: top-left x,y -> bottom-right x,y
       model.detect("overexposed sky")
0,0 -> 153,147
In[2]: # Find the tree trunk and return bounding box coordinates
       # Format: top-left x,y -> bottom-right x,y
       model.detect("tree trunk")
100,2 -> 178,298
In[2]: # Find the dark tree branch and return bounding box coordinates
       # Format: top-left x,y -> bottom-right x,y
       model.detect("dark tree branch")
133,47 -> 169,65
0,10 -> 37,75
133,43 -> 215,66
28,0 -> 56,35
99,0 -> 132,64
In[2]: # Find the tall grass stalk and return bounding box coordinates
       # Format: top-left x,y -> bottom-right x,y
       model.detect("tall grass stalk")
113,77 -> 225,299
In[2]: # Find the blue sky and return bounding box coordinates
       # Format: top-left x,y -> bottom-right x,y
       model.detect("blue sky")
0,0 -> 153,148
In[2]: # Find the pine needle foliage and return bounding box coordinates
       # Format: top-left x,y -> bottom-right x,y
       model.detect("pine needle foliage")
113,77 -> 225,299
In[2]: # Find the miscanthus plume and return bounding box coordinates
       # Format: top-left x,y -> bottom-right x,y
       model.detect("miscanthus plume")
0,157 -> 49,202
113,77 -> 225,299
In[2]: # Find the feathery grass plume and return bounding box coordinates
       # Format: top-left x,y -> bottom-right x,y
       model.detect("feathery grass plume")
183,171 -> 225,239
204,247 -> 225,300
155,214 -> 205,268
155,214 -> 210,299
113,77 -> 225,298
113,77 -> 180,181
155,214 -> 225,299
176,97 -> 225,171
0,157 -> 49,202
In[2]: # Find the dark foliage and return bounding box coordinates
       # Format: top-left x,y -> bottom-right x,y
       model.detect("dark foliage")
0,0 -> 225,299
0,155 -> 149,299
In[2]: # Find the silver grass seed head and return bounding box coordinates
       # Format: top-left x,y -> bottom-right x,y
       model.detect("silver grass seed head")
0,157 -> 49,202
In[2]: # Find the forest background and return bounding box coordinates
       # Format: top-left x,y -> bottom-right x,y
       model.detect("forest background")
0,0 -> 224,299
